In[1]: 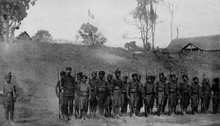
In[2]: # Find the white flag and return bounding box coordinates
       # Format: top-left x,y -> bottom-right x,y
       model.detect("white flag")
88,10 -> 95,20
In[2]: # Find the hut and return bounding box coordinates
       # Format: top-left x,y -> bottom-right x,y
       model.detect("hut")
166,34 -> 220,53
15,31 -> 32,41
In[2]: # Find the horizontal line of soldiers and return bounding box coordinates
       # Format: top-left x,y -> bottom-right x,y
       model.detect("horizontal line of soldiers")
55,67 -> 220,121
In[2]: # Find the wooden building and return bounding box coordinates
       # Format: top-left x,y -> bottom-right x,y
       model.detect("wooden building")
15,31 -> 32,41
166,34 -> 220,53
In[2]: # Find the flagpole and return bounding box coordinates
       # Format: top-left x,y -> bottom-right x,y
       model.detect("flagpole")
88,9 -> 89,23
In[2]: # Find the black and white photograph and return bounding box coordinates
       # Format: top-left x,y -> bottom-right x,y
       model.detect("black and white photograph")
0,0 -> 220,126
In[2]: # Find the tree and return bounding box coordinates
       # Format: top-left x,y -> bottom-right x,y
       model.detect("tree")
162,0 -> 178,41
123,0 -> 160,50
78,23 -> 107,45
32,30 -> 53,43
0,0 -> 37,42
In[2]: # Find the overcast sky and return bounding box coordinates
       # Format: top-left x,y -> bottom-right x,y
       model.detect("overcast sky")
15,0 -> 220,48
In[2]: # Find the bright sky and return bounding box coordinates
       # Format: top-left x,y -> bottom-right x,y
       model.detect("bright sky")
15,0 -> 220,48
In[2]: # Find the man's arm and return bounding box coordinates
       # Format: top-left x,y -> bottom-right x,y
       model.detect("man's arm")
55,81 -> 60,98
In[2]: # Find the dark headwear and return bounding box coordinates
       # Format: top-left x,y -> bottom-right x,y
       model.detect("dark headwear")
82,75 -> 88,79
92,71 -> 97,75
132,73 -> 138,78
151,75 -> 156,81
204,78 -> 209,82
164,76 -> 167,81
77,72 -> 83,77
214,78 -> 219,84
182,74 -> 188,79
99,70 -> 105,75
5,72 -> 12,79
159,73 -> 164,77
60,71 -> 66,76
66,67 -> 72,71
107,74 -> 113,79
193,77 -> 199,81
123,76 -> 128,79
115,69 -> 121,75
146,75 -> 151,80
170,74 -> 176,78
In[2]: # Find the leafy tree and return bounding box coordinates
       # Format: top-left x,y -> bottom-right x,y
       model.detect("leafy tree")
123,0 -> 159,50
32,30 -> 53,43
0,0 -> 37,42
78,23 -> 107,45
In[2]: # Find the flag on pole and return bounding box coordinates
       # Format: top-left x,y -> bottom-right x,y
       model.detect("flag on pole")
88,9 -> 95,20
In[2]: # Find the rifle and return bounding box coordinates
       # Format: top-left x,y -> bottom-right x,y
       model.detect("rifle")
56,67 -> 61,119
88,67 -> 91,115
74,68 -> 76,79
127,68 -> 130,110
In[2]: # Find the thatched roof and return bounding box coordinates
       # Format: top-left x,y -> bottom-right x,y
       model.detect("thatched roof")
166,34 -> 220,51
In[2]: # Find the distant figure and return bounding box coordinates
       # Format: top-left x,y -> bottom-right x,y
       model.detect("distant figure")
156,73 -> 168,116
136,75 -> 143,116
124,41 -> 137,50
55,71 -> 66,119
63,67 -> 76,121
89,71 -> 98,117
128,73 -> 139,117
112,70 -> 123,118
78,75 -> 91,120
2,72 -> 18,125
168,74 -> 179,116
96,71 -> 107,119
201,78 -> 211,114
179,75 -> 190,115
75,72 -> 83,118
190,77 -> 201,114
143,75 -> 156,117
121,76 -> 129,115
105,74 -> 113,117
211,78 -> 220,114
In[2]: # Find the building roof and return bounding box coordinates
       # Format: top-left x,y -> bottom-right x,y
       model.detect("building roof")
16,31 -> 32,41
166,34 -> 220,51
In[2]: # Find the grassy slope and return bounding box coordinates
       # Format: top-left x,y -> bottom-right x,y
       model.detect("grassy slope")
0,42 -> 219,126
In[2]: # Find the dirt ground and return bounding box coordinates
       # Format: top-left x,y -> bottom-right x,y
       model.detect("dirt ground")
0,43 -> 220,126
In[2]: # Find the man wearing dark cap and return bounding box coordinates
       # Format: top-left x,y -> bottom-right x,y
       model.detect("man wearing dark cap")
190,77 -> 201,114
201,78 -> 211,114
150,75 -> 156,114
112,69 -> 123,118
78,75 -> 91,120
143,75 -> 156,117
2,72 -> 18,125
121,76 -> 129,115
156,73 -> 168,116
211,78 -> 220,114
89,71 -> 98,117
105,74 -> 114,117
162,76 -> 168,114
96,70 -> 107,119
63,67 -> 76,120
136,74 -> 143,116
55,71 -> 66,119
75,72 -> 83,118
179,74 -> 190,115
168,74 -> 179,116
128,73 -> 139,117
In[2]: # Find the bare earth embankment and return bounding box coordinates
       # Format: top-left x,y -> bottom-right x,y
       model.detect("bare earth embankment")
0,42 -> 219,126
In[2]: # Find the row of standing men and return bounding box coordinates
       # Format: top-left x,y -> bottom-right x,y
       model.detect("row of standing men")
55,67 -> 220,120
